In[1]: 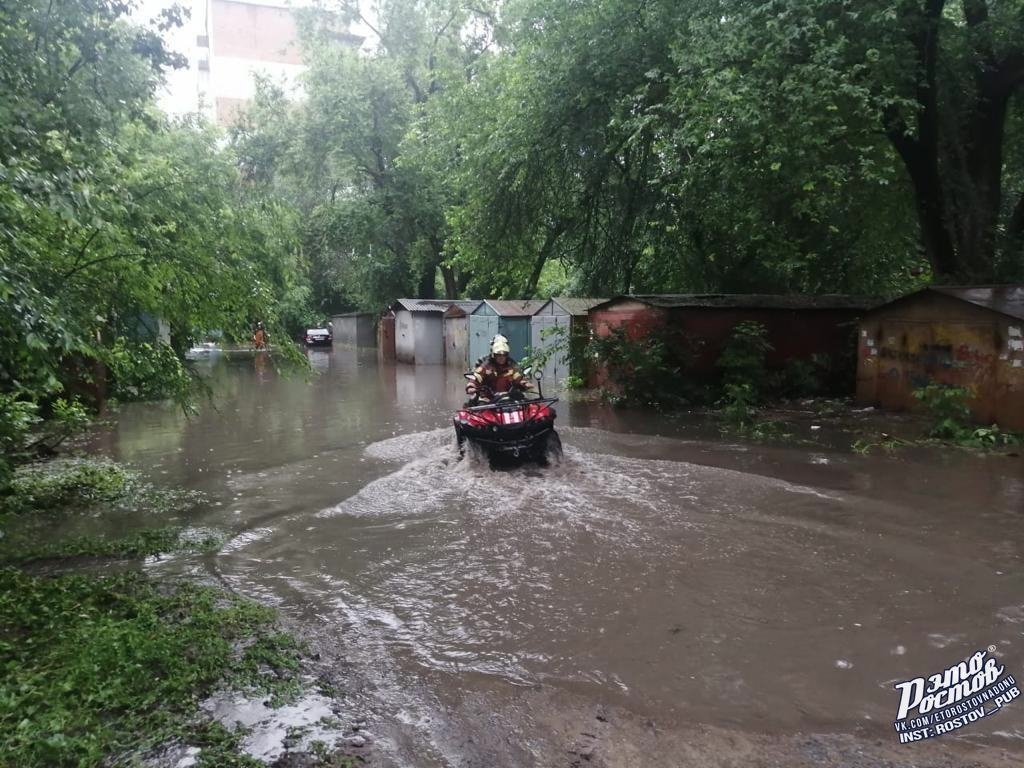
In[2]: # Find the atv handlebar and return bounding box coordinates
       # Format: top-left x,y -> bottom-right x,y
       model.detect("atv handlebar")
465,394 -> 559,413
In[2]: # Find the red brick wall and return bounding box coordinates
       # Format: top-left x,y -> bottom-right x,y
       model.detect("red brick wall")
212,0 -> 303,64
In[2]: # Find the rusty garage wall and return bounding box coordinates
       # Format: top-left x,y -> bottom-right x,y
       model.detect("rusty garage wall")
589,296 -> 867,392
377,312 -> 396,363
856,291 -> 1024,430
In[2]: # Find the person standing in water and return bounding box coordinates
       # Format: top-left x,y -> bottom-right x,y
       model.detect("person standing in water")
252,322 -> 269,350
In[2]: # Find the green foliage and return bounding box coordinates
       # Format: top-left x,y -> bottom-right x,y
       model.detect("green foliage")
716,321 -> 773,397
912,383 -> 974,440
1,457 -> 204,517
867,383 -> 1024,450
851,436 -> 908,454
10,526 -> 223,564
0,396 -> 41,488
0,397 -> 90,491
965,425 -> 1024,449
715,382 -> 791,440
1,0 -> 310,478
520,324 -> 569,379
563,374 -> 585,390
717,383 -> 760,428
233,1 -> 494,309
588,326 -> 694,409
200,0 -> 1024,300
104,339 -> 194,405
768,355 -> 835,399
4,460 -> 127,513
0,569 -> 303,767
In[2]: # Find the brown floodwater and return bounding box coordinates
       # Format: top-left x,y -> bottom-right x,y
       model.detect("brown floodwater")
85,348 -> 1024,766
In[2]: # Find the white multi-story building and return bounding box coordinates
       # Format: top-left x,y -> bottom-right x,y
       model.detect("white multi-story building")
154,0 -> 363,124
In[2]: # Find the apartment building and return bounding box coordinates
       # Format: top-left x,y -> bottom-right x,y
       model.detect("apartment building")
158,0 -> 363,124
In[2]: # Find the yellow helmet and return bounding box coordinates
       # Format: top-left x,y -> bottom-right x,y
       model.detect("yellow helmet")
490,334 -> 510,355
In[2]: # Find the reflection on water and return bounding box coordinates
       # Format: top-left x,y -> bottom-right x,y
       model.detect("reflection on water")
84,349 -> 1024,757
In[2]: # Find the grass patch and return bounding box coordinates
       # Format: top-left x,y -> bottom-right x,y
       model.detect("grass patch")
1,457 -> 205,517
0,567 -> 305,767
0,456 -> 216,564
0,525 -> 225,564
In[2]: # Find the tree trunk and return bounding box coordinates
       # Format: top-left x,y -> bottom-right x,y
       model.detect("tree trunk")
417,264 -> 436,299
1009,192 -> 1024,251
886,0 -> 1023,278
887,0 -> 959,276
440,263 -> 458,299
522,220 -> 569,297
456,268 -> 472,294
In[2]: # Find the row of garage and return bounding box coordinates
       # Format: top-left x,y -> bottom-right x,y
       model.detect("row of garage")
331,286 -> 1024,430
377,298 -> 604,383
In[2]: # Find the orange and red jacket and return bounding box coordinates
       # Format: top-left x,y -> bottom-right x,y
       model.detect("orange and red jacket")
466,357 -> 531,399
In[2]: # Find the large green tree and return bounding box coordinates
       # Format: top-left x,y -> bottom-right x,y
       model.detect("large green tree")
666,0 -> 1024,281
1,0 -> 307,479
430,0 -> 1022,292
233,0 -> 495,311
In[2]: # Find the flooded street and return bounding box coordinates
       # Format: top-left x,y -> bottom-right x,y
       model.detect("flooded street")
87,349 -> 1024,766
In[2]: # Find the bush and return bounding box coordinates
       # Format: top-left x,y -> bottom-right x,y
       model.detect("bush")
716,321 -> 772,398
563,374 -> 585,389
6,460 -> 128,513
1,457 -> 204,518
772,357 -> 823,398
588,326 -> 700,409
912,383 -> 973,439
103,338 -> 194,405
0,397 -> 91,494
717,382 -> 759,426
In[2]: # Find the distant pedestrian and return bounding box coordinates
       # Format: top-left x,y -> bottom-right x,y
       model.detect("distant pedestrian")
252,322 -> 269,350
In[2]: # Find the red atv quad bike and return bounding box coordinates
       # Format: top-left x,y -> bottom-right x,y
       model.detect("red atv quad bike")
453,370 -> 563,466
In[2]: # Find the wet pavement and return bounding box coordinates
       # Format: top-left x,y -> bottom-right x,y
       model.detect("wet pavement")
85,348 -> 1024,766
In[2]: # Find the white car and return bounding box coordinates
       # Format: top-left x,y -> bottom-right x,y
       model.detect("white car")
304,326 -> 333,346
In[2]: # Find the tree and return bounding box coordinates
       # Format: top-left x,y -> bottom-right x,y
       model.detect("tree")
427,0 -> 686,297
1,0 -> 307,483
233,0 -> 495,310
662,0 -> 1024,281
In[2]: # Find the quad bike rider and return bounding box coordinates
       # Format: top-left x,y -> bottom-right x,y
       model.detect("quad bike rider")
455,334 -> 562,465
464,334 -> 532,405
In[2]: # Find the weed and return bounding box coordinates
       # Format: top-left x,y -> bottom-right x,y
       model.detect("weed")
910,384 -> 1024,449
0,569 -> 304,767
563,374 -> 585,390
1,457 -> 205,516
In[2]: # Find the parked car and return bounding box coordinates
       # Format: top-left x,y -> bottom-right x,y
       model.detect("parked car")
304,325 -> 333,346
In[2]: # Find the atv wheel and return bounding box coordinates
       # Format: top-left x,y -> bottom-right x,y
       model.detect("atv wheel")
536,431 -> 563,466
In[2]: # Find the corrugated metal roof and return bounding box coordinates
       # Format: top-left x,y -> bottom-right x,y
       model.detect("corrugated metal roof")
443,301 -> 482,318
593,294 -> 878,311
483,299 -> 548,316
930,285 -> 1024,321
393,298 -> 482,314
550,297 -> 608,316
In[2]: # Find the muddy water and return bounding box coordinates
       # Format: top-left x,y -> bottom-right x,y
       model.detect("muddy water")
87,349 -> 1024,766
